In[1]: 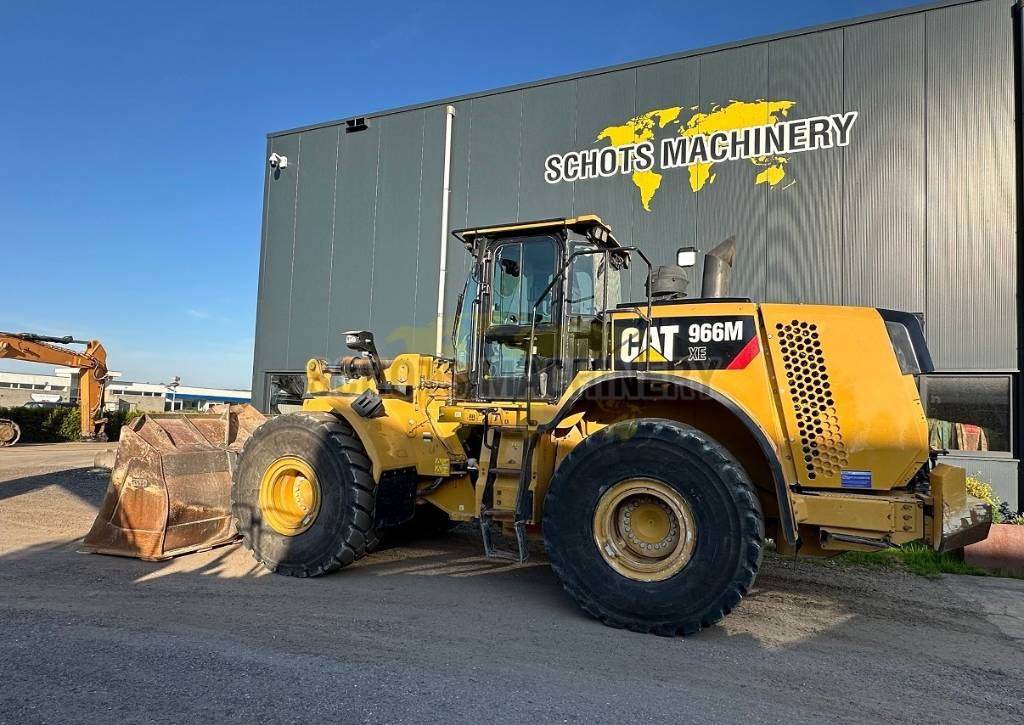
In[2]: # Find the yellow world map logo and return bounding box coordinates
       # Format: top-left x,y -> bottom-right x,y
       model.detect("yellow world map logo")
597,100 -> 796,211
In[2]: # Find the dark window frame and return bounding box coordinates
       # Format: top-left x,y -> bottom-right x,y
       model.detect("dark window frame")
919,372 -> 1014,458
476,234 -> 562,401
263,370 -> 307,415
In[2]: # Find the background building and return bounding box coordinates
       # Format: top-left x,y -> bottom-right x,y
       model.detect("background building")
0,369 -> 250,413
251,0 -> 1020,508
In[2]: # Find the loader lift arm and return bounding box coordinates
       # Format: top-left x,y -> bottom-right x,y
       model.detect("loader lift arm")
0,332 -> 109,441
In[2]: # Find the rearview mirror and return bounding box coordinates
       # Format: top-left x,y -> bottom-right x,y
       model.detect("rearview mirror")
499,258 -> 520,277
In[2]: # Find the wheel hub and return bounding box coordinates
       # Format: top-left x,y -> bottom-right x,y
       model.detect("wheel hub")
0,420 -> 19,446
593,479 -> 696,582
619,496 -> 679,555
258,456 -> 322,536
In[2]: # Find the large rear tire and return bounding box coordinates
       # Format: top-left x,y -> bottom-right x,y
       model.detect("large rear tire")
0,419 -> 21,447
543,418 -> 763,635
232,412 -> 376,577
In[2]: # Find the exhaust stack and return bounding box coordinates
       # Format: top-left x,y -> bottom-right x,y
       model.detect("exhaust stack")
701,236 -> 737,299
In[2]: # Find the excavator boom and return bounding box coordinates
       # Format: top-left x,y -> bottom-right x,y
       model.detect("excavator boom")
0,332 -> 109,441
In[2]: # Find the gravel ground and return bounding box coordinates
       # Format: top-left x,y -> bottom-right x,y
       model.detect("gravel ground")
0,445 -> 1021,724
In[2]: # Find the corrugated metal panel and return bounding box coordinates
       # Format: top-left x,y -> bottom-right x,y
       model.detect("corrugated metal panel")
370,112 -> 427,357
944,455 -> 1019,510
286,126 -> 339,367
252,134 -> 300,377
324,123 -> 380,361
466,92 -> 523,227
696,45 -> 769,300
574,70 -> 636,248
766,30 -> 844,304
633,57 -> 700,273
842,14 -> 926,311
253,0 -> 1018,397
925,0 -> 1016,370
518,81 -> 576,221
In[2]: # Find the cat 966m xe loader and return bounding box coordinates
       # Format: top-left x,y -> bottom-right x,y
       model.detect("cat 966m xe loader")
85,215 -> 991,635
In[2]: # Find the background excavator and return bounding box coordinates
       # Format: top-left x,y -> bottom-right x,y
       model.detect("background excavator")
0,332 -> 109,445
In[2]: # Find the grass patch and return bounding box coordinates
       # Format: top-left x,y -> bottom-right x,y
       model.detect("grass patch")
839,543 -> 989,580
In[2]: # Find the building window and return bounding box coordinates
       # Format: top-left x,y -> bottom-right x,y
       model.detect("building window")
266,373 -> 305,414
0,382 -> 10,388
920,375 -> 1012,454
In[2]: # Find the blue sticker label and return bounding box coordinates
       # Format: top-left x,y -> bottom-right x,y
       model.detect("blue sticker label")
841,470 -> 873,489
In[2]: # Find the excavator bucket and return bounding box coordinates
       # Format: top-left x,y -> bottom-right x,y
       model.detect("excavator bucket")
82,404 -> 266,561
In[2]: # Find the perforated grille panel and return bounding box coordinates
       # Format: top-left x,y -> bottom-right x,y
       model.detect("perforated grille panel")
775,320 -> 847,482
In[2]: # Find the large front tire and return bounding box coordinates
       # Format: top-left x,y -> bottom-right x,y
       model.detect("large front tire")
543,419 -> 763,635
232,412 -> 376,577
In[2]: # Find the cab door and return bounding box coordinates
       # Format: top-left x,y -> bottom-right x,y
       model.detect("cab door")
478,236 -> 559,400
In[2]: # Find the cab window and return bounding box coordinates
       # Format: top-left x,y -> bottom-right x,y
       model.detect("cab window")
490,238 -> 556,326
480,236 -> 558,400
453,270 -> 479,373
568,245 -> 623,316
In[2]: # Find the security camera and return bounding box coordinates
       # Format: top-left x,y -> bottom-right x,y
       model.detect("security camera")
268,153 -> 288,170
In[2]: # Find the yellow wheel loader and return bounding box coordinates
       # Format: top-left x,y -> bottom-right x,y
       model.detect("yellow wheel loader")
84,215 -> 991,635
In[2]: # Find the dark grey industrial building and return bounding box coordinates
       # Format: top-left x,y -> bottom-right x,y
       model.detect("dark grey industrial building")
252,0 -> 1021,509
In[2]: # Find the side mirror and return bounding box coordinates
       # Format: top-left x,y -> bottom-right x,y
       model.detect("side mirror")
676,246 -> 698,268
499,258 -> 521,277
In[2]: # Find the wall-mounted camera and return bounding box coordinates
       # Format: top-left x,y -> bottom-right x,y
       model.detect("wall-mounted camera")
268,153 -> 288,170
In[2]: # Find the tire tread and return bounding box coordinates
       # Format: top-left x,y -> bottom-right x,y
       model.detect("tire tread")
543,418 -> 763,636
232,412 -> 378,577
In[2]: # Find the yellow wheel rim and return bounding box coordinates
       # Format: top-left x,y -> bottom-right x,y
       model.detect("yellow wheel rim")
593,479 -> 697,582
258,456 -> 322,536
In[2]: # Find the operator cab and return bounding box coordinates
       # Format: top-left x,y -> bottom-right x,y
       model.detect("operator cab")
452,215 -> 635,402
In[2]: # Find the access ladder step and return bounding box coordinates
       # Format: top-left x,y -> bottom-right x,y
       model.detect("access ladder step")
479,517 -> 529,564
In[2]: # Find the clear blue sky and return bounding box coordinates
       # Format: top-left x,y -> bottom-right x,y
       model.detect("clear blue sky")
1,0 -> 915,389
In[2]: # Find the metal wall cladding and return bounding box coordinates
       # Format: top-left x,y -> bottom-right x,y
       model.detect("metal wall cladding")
252,0 -> 1018,407
766,30 -> 844,305
696,44 -> 771,301
843,13 -> 928,313
633,57 -> 699,277
925,1 -> 1016,370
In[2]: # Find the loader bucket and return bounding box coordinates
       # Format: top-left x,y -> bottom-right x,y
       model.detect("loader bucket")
82,404 -> 266,561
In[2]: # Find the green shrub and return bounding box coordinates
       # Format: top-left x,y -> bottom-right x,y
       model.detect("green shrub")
56,406 -> 82,441
105,409 -> 144,441
0,406 -> 77,443
0,405 -> 146,443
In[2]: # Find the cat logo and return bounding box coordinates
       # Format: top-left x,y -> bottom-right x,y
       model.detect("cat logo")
614,315 -> 756,370
620,325 -> 679,363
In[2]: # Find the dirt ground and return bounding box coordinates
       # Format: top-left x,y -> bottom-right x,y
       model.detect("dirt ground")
0,444 -> 1022,724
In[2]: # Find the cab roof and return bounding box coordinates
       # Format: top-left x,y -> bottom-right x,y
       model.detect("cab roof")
452,214 -> 622,251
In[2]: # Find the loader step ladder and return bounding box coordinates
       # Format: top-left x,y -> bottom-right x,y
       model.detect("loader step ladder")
479,515 -> 529,563
477,432 -> 534,564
